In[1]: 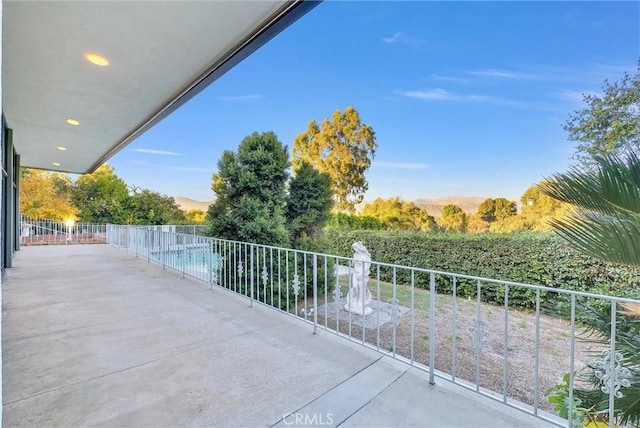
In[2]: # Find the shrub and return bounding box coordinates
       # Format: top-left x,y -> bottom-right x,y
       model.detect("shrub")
322,230 -> 640,307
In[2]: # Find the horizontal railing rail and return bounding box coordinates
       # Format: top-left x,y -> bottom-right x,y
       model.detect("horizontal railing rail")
105,224 -> 639,428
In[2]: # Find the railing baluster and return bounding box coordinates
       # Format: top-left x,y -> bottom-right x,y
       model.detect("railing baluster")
410,269 -> 415,365
249,244 -> 254,305
182,234 -> 186,278
270,248 -> 274,307
392,267 -> 397,358
533,289 -> 540,415
376,265 -> 381,351
278,249 -> 282,310
569,294 -> 576,428
503,284 -> 509,403
286,250 -> 290,315
209,240 -> 214,289
304,252 -> 308,318
475,279 -> 482,393
313,254 -> 318,334
452,276 -> 457,382
608,300 -> 617,427
324,255 -> 328,329
429,272 -> 436,385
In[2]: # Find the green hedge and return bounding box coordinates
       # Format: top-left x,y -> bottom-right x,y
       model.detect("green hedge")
323,230 -> 640,307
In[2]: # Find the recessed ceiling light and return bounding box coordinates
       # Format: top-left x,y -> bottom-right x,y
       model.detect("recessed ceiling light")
66,118 -> 80,126
57,146 -> 67,151
52,162 -> 61,166
85,52 -> 109,66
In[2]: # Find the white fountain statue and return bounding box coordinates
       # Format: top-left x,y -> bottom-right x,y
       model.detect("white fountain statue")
344,241 -> 373,315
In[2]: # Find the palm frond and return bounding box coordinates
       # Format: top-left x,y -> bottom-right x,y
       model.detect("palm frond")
621,303 -> 640,318
549,210 -> 640,266
616,386 -> 640,428
541,151 -> 640,427
540,151 -> 640,221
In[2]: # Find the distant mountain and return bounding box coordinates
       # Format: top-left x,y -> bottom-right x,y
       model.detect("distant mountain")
173,196 -> 212,213
413,196 -> 497,218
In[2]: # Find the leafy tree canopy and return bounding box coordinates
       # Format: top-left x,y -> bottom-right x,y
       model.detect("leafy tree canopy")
477,197 -> 517,223
292,107 -> 377,213
20,169 -> 77,220
186,209 -> 207,224
71,164 -> 130,223
286,162 -> 333,242
439,204 -> 467,232
362,197 -> 436,231
207,131 -> 290,246
565,60 -> 640,166
127,188 -> 185,225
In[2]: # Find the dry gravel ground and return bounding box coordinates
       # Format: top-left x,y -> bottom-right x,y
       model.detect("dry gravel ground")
308,291 -> 603,415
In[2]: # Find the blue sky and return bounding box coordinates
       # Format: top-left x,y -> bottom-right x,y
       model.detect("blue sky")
110,1 -> 640,204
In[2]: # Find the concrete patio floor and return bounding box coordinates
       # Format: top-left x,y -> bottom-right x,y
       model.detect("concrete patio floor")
2,244 -> 558,427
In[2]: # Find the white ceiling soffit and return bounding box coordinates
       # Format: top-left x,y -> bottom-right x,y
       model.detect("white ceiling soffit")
3,0 -> 318,173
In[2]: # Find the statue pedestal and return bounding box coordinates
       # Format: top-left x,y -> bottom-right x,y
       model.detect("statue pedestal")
344,303 -> 373,315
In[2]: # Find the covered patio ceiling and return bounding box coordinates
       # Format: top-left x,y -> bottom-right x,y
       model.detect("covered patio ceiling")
2,1 -> 317,174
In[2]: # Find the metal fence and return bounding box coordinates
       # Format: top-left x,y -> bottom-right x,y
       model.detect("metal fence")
19,217 -> 208,246
106,224 -> 639,428
20,217 -> 107,245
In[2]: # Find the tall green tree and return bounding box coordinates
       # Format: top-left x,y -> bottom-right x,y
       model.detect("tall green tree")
71,164 -> 130,223
286,162 -> 333,243
20,169 -> 77,220
540,152 -> 640,427
517,183 -> 570,232
477,198 -> 497,222
439,204 -> 467,232
292,106 -> 377,213
478,198 -> 517,223
207,131 -> 290,246
127,189 -> 186,225
565,61 -> 639,166
494,198 -> 517,221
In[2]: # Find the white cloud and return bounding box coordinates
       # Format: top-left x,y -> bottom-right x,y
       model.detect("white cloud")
382,32 -> 425,48
382,32 -> 404,43
396,88 -> 534,108
466,69 -> 542,80
556,89 -> 599,103
590,63 -> 636,77
216,94 -> 262,101
376,161 -> 430,170
397,88 -> 489,102
431,74 -> 472,84
132,148 -> 182,156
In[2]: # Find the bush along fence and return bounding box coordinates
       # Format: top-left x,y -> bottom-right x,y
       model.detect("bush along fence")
105,224 -> 640,428
324,230 -> 640,307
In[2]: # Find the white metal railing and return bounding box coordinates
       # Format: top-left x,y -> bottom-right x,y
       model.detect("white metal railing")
105,224 -> 640,428
20,216 -> 107,245
19,216 -> 208,246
